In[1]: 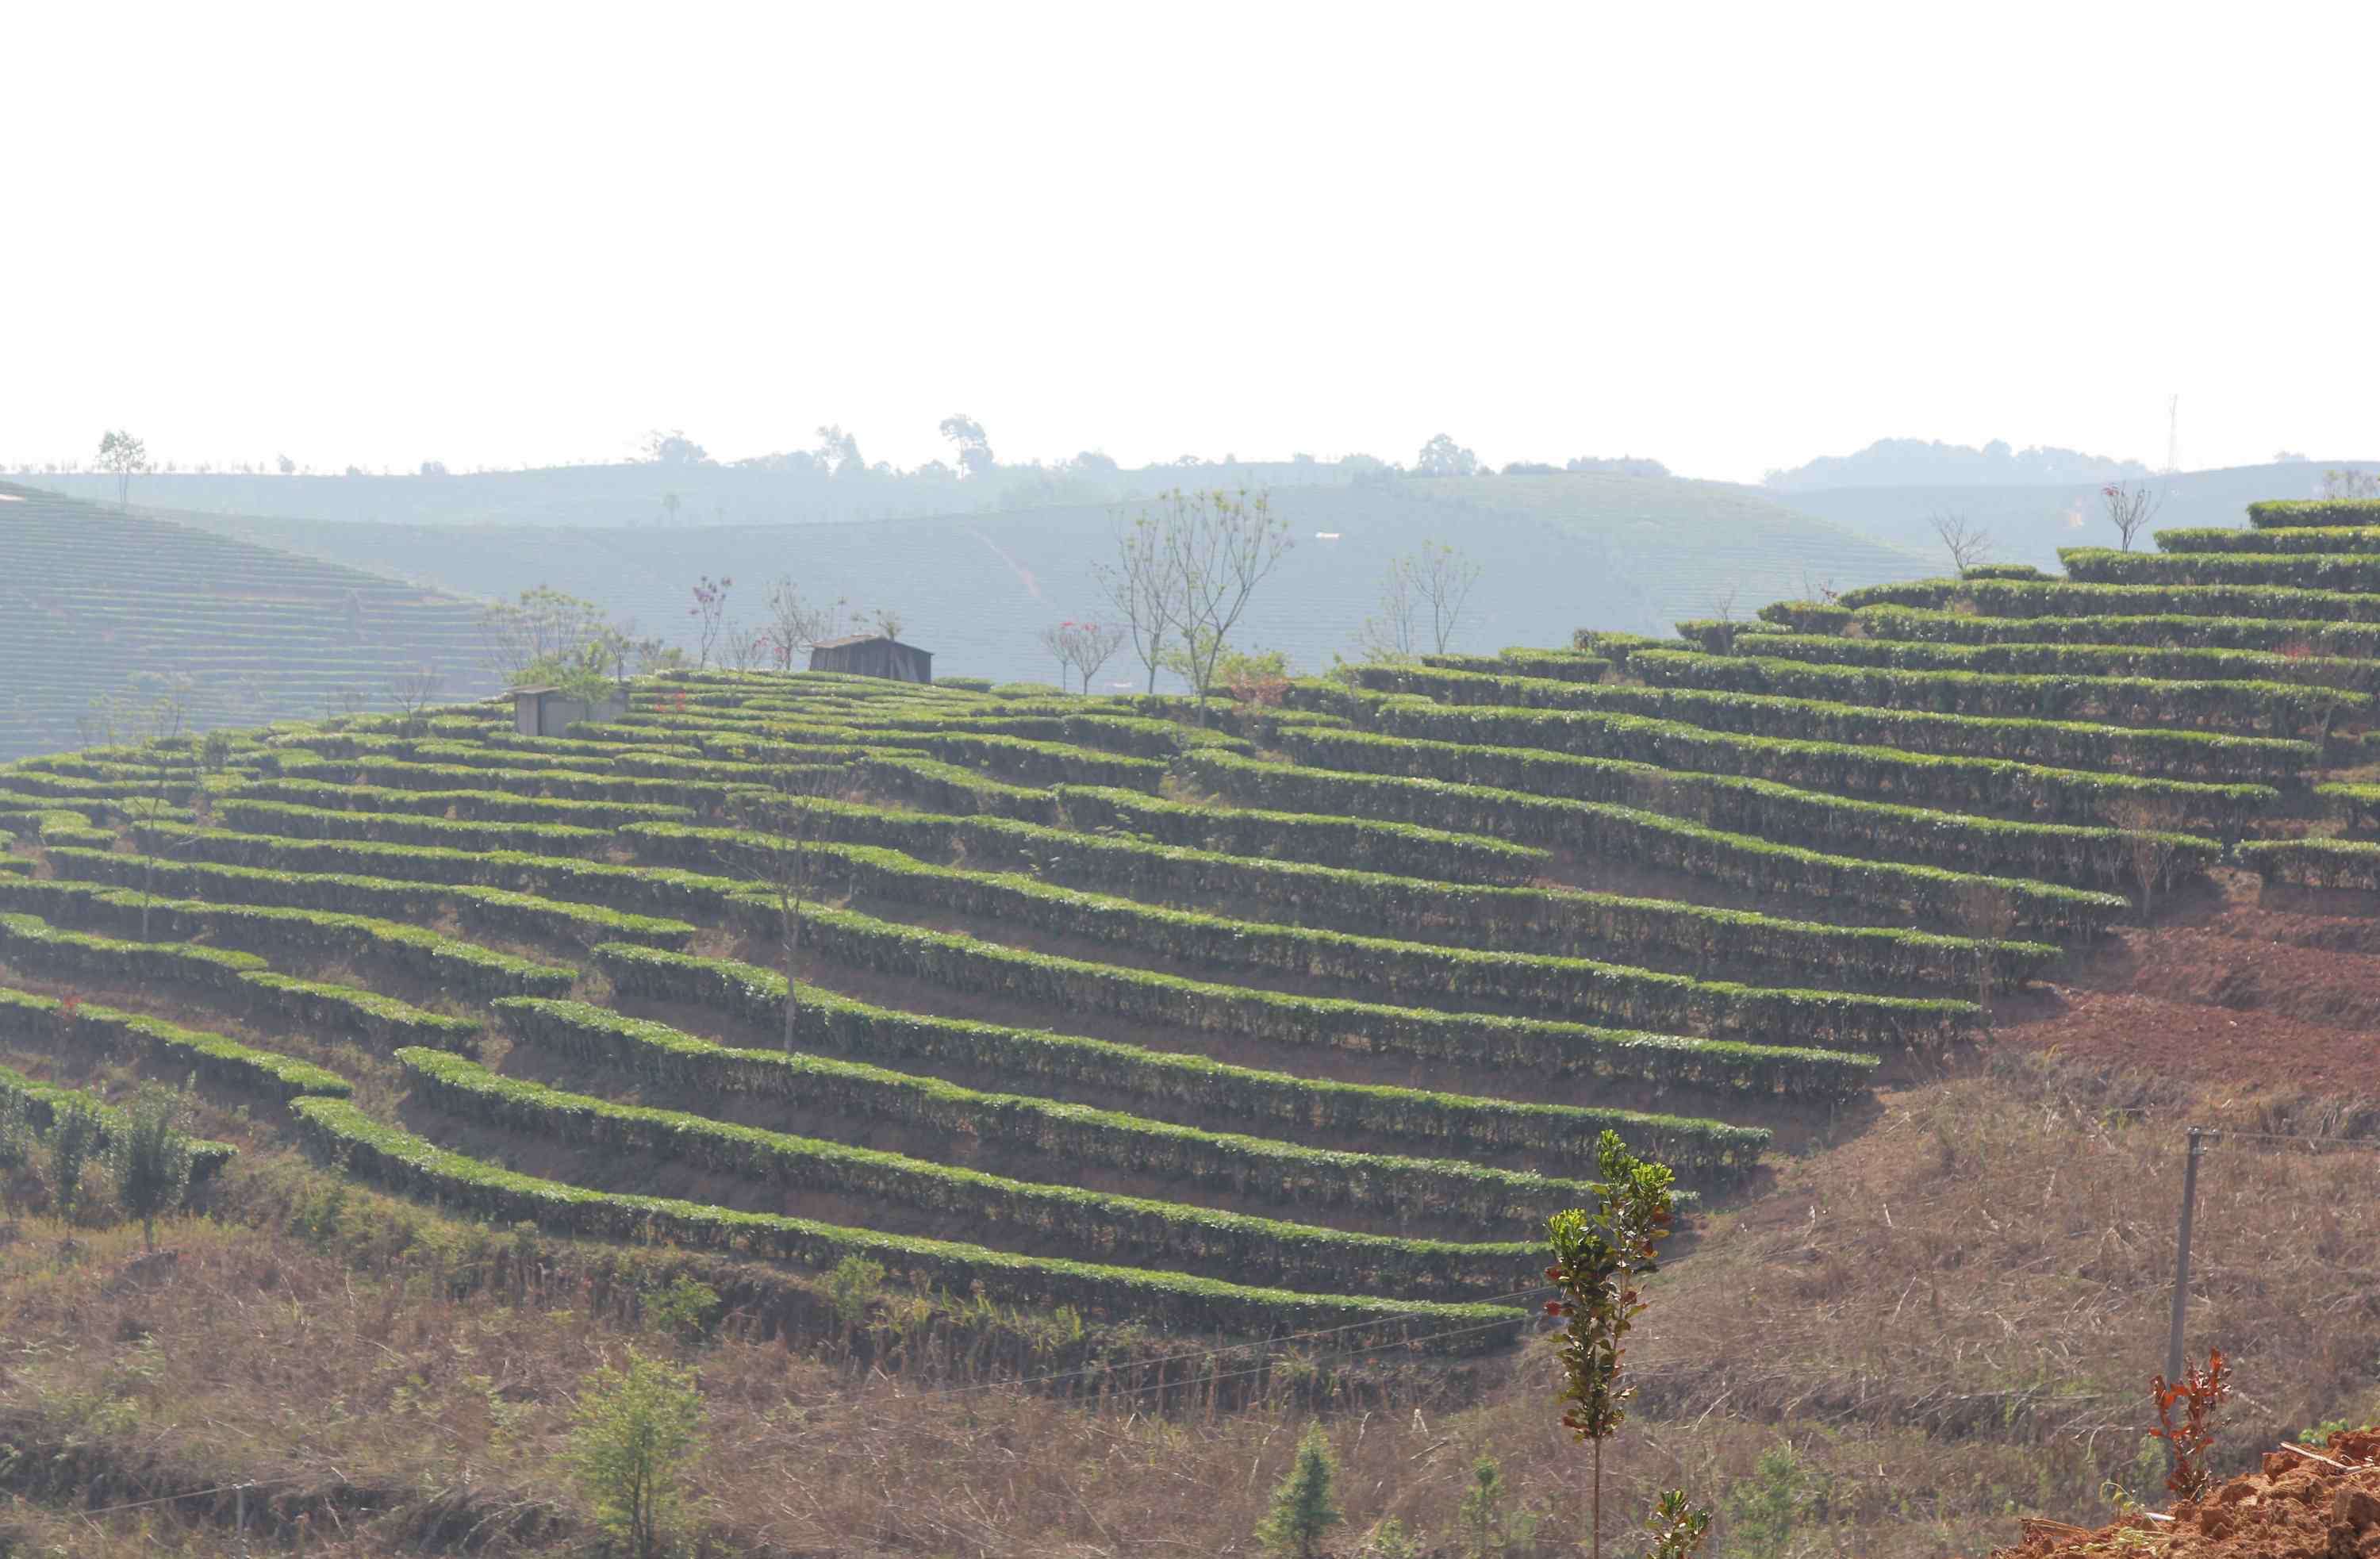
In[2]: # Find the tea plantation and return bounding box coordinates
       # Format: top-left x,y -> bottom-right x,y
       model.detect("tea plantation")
0,482 -> 498,762
2,496 -> 2373,1365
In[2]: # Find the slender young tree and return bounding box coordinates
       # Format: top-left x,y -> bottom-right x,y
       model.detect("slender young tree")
96,429 -> 150,508
1162,489 -> 1292,717
1546,1131 -> 1678,1559
712,763 -> 843,1052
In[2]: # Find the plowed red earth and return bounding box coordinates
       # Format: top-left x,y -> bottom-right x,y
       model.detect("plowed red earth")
1993,875 -> 2380,1096
1987,1430 -> 2380,1559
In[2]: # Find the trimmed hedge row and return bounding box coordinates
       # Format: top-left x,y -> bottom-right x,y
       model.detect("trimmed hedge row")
1756,602 -> 2380,659
1342,666 -> 2317,784
0,908 -> 481,1054
2317,784 -> 2380,835
1054,785 -> 1549,885
0,985 -> 351,1101
45,847 -> 696,953
855,755 -> 1059,824
0,878 -> 577,1002
630,803 -> 2048,993
262,753 -> 716,810
236,971 -> 485,1055
0,1058 -> 236,1180
904,732 -> 1169,792
232,777 -> 696,829
290,1095 -> 1530,1350
658,828 -> 1977,1048
132,823 -> 741,923
1672,628 -> 2380,697
1418,652 -> 1613,683
2248,500 -> 2380,530
584,952 -> 1780,1172
1831,578 -> 2380,625
0,906 -> 267,991
1276,727 -> 2222,891
399,1046 -> 1538,1296
2155,526 -> 2380,555
2059,547 -> 2380,594
215,798 -> 616,858
763,901 -> 1898,1089
1177,751 -> 2127,939
1621,647 -> 2363,740
2236,838 -> 2380,893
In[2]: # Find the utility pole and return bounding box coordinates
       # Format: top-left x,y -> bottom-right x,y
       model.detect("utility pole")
2165,394 -> 2182,477
2165,1126 -> 2209,1385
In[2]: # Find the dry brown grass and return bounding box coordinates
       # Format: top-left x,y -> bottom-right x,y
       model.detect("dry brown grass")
2,1058 -> 2376,1557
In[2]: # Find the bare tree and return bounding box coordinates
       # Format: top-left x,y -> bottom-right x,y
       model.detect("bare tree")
1037,620 -> 1129,693
390,665 -> 443,733
1035,623 -> 1076,692
713,766 -> 844,1052
115,675 -> 197,942
2321,467 -> 2380,501
1065,620 -> 1127,693
1409,539 -> 1480,654
1929,509 -> 1994,576
689,576 -> 734,668
1093,499 -> 1188,694
869,607 -> 905,641
2101,481 -> 2164,551
1353,555 -> 1421,662
2109,798 -> 2188,927
761,575 -> 847,672
723,620 -> 770,673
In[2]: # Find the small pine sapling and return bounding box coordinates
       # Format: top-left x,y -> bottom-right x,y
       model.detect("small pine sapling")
1456,1454 -> 1537,1557
112,1082 -> 194,1250
1546,1130 -> 1678,1559
46,1096 -> 104,1226
564,1348 -> 707,1559
2150,1347 -> 2232,1502
1643,1488 -> 1712,1559
1256,1423 -> 1345,1558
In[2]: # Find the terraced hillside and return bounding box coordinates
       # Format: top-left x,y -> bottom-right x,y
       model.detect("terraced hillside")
0,482 -> 500,762
0,495 -> 2373,1382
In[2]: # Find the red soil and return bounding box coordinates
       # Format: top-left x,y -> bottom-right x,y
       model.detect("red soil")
1989,1430 -> 2380,1559
1992,874 -> 2380,1100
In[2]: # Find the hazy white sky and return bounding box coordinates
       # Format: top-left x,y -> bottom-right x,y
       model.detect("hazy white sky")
6,2 -> 2375,482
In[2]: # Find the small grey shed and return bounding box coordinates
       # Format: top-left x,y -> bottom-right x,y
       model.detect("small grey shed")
509,685 -> 628,737
807,635 -> 932,682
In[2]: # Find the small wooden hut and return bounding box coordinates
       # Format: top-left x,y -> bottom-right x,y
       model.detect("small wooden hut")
808,635 -> 933,683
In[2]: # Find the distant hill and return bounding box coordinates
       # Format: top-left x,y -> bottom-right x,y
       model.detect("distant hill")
0,484 -> 499,760
1764,437 -> 2154,492
152,475 -> 1929,687
1767,460 -> 2380,575
13,455 -> 1376,530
